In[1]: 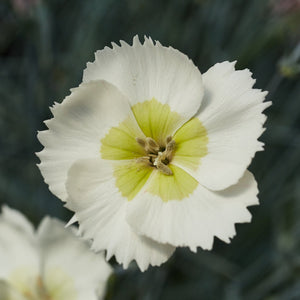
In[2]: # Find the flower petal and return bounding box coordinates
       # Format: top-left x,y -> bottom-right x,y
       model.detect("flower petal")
126,170 -> 258,251
0,206 -> 38,281
65,158 -> 175,271
130,98 -> 183,145
144,165 -> 198,202
37,80 -> 144,201
83,36 -> 204,127
0,205 -> 35,237
0,281 -> 27,300
173,61 -> 271,191
172,117 -> 208,171
38,217 -> 112,300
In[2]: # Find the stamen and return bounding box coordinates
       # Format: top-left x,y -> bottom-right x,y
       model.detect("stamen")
23,276 -> 52,300
36,276 -> 52,300
154,152 -> 173,175
166,140 -> 176,152
135,135 -> 176,175
156,160 -> 173,175
166,135 -> 172,144
136,137 -> 146,148
145,137 -> 160,153
136,156 -> 151,165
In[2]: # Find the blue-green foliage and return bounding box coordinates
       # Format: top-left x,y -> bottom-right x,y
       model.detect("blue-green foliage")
0,0 -> 299,299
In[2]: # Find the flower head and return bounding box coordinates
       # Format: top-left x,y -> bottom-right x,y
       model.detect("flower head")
37,36 -> 271,271
0,206 -> 112,300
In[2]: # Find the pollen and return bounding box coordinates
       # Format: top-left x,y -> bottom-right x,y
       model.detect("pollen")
136,136 -> 176,175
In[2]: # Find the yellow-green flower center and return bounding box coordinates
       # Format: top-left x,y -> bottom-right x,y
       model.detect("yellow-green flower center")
8,267 -> 77,300
100,98 -> 208,202
23,277 -> 52,300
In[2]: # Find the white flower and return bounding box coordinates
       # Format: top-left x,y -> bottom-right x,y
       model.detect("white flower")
0,206 -> 112,300
37,36 -> 271,271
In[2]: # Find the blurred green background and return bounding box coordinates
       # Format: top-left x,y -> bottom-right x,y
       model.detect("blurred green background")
1,0 -> 300,299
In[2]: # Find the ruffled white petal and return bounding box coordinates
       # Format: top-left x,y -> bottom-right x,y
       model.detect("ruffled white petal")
65,158 -> 175,271
37,80 -> 142,201
83,35 -> 204,128
126,170 -> 258,251
38,217 -> 112,300
0,206 -> 39,281
173,61 -> 271,191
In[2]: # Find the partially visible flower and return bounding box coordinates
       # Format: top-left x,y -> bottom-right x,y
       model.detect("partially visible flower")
0,206 -> 112,300
37,36 -> 271,271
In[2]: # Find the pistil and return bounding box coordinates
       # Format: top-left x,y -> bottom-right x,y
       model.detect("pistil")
136,136 -> 176,175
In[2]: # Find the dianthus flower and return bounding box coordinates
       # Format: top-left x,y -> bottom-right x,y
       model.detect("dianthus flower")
37,36 -> 270,271
0,206 -> 112,300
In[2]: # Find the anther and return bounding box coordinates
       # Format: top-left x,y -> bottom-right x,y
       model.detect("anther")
166,135 -> 172,144
145,137 -> 160,153
135,135 -> 176,176
136,137 -> 146,148
153,152 -> 173,175
136,156 -> 150,165
166,140 -> 176,152
156,159 -> 173,175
